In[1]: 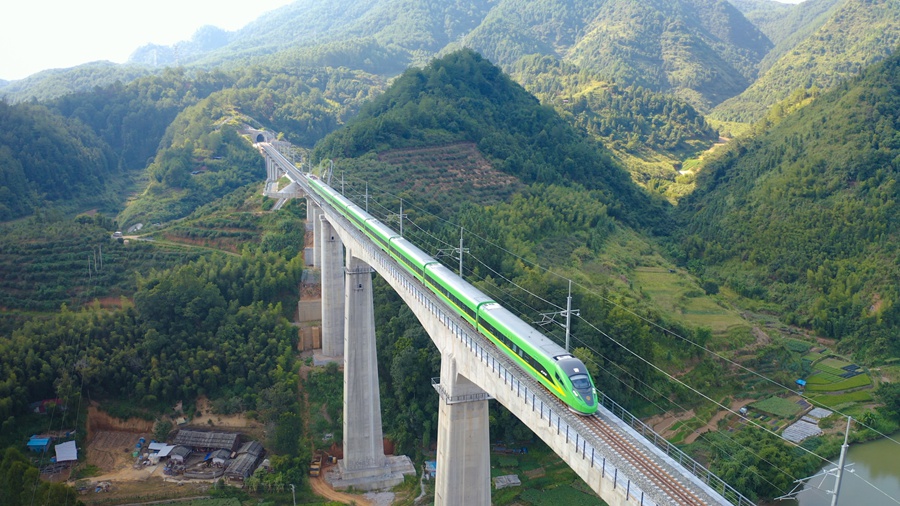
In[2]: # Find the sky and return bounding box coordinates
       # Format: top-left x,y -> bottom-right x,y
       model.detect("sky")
1,0 -> 808,82
0,0 -> 295,81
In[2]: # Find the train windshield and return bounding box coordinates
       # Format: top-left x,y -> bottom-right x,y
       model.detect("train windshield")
570,374 -> 591,390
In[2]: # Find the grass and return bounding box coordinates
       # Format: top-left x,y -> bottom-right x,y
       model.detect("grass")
820,358 -> 853,369
750,397 -> 803,418
810,391 -> 873,408
805,373 -> 872,392
519,485 -> 604,506
783,338 -> 812,354
632,267 -> 746,333
802,351 -> 827,363
490,446 -> 602,506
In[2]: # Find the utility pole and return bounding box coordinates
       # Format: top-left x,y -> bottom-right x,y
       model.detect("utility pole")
565,280 -> 573,352
776,416 -> 854,505
831,416 -> 851,506
535,280 -> 579,352
290,483 -> 296,506
389,200 -> 408,237
437,227 -> 469,277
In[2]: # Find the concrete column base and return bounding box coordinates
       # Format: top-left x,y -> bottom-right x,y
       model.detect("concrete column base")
326,455 -> 416,491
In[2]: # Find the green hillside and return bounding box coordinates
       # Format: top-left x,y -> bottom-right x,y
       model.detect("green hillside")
678,50 -> 900,357
753,0 -> 843,71
0,61 -> 152,103
712,0 -> 900,122
130,0 -> 771,114
727,0 -> 798,41
508,54 -> 720,196
0,101 -> 116,220
312,49 -> 666,229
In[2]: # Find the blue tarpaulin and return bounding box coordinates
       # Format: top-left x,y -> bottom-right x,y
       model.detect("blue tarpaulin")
27,436 -> 51,452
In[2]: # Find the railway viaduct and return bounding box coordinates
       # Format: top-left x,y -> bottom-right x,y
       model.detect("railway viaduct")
259,142 -> 752,506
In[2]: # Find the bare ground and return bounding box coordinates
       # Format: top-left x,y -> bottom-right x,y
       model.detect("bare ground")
310,474 -> 372,505
79,398 -> 261,503
644,398 -> 755,444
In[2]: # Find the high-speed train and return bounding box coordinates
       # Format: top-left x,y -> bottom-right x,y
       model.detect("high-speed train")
304,172 -> 597,415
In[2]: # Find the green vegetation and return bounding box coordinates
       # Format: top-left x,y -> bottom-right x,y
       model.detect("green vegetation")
5,2 -> 900,502
489,446 -> 602,506
713,0 -> 900,122
750,397 -> 803,418
314,50 -> 667,231
631,267 -> 745,333
688,428 -> 826,503
508,54 -> 720,197
678,50 -> 900,360
0,448 -> 84,506
304,362 -> 344,448
518,486 -> 602,506
805,373 -> 872,393
783,338 -> 812,354
0,101 -> 115,220
510,55 -> 719,154
810,391 -> 873,408
462,0 -> 770,111
0,217 -> 203,313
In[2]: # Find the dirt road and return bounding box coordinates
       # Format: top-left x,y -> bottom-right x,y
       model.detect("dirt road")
309,475 -> 372,505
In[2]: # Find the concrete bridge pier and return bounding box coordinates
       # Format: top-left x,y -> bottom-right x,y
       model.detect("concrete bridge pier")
434,355 -> 491,506
313,205 -> 324,269
319,217 -> 344,357
305,200 -> 320,267
328,254 -> 414,490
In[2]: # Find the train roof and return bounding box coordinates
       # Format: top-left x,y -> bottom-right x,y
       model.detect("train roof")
556,356 -> 589,377
480,303 -> 567,360
390,236 -> 434,269
366,216 -> 399,242
425,262 -> 495,307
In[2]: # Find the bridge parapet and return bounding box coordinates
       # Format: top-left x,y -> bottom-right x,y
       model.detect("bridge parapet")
259,143 -> 750,506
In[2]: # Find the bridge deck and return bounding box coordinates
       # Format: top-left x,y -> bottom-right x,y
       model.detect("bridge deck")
258,142 -> 748,506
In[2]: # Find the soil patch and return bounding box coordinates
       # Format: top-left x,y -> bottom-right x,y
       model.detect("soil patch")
310,474 -> 372,505
86,405 -> 154,443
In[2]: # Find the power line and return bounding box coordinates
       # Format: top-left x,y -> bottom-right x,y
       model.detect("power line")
333,164 -> 900,491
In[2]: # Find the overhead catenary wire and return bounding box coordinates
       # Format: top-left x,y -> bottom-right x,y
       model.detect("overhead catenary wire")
329,163 -> 900,497
575,336 -> 792,494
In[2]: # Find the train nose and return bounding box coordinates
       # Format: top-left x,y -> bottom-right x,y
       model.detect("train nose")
580,390 -> 595,405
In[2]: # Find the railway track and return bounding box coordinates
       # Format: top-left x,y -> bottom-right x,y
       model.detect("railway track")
584,415 -> 708,506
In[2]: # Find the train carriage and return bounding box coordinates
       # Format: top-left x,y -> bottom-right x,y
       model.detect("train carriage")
297,167 -> 597,415
388,236 -> 434,282
423,261 -> 493,326
478,303 -> 598,414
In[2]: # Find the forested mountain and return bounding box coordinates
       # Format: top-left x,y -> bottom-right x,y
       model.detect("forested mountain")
508,56 -> 719,155
545,0 -> 770,110
0,101 -> 115,220
713,0 -> 900,122
311,49 -> 667,229
118,66 -> 385,229
128,25 -> 233,67
121,0 -> 770,113
0,62 -> 152,103
727,0 -> 797,41
751,0 -> 843,71
678,50 -> 900,357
